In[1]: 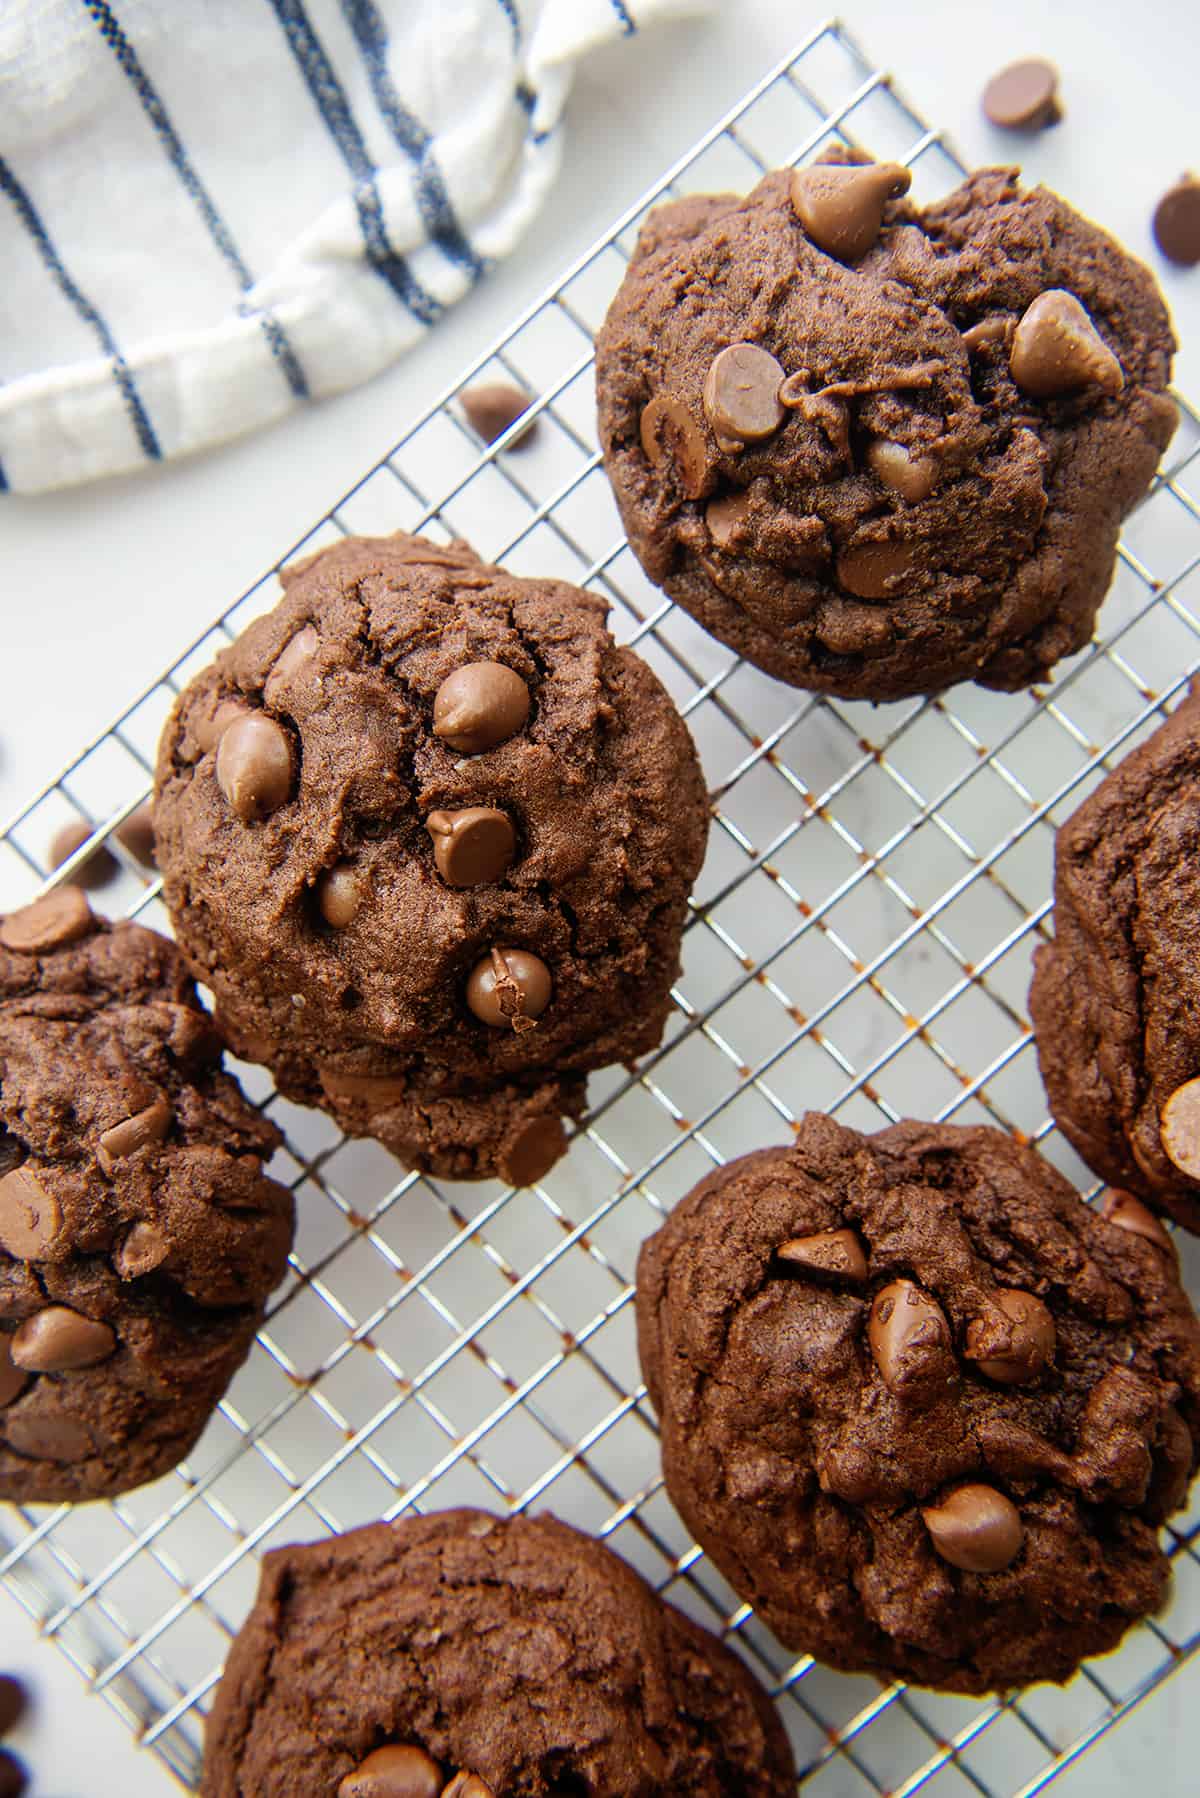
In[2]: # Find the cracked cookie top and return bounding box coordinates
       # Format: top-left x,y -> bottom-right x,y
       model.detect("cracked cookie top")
0,900 -> 293,1501
636,1114 -> 1200,1692
201,1508 -> 795,1797
596,159 -> 1176,700
154,534 -> 708,1184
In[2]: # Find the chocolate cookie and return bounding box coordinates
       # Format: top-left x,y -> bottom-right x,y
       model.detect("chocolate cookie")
1031,683 -> 1200,1231
154,533 -> 707,1186
596,156 -> 1176,700
0,895 -> 293,1502
636,1114 -> 1200,1692
201,1508 -> 794,1796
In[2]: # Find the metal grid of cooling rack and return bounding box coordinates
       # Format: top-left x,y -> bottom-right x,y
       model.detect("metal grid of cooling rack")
3,18 -> 1200,1796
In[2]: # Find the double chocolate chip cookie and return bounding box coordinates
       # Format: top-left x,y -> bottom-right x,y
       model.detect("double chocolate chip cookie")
0,894 -> 293,1502
154,533 -> 707,1187
636,1114 -> 1200,1691
596,155 -> 1176,700
1031,682 -> 1200,1232
201,1508 -> 795,1796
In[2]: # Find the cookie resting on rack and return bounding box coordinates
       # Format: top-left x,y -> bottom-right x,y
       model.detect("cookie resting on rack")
0,895 -> 293,1502
154,533 -> 708,1187
1031,680 -> 1200,1232
636,1113 -> 1200,1692
200,1507 -> 795,1797
595,154 -> 1177,700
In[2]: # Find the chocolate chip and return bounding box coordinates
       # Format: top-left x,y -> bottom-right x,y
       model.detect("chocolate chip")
1009,290 -> 1124,399
96,1096 -> 172,1175
48,819 -> 118,890
466,947 -> 552,1032
216,713 -> 295,822
498,1114 -> 565,1187
0,1749 -> 27,1798
264,624 -> 321,708
966,1289 -> 1055,1385
336,1743 -> 443,1798
433,663 -> 531,755
0,888 -> 93,955
444,1777 -> 497,1798
1100,1187 -> 1176,1257
961,316 -> 1013,353
0,1167 -> 62,1259
837,539 -> 918,600
702,343 -> 786,448
318,863 -> 365,928
0,1674 -> 27,1738
0,1339 -> 28,1409
921,1482 -> 1023,1572
639,394 -> 712,499
462,382 -> 537,449
981,59 -> 1062,130
868,1279 -> 957,1407
115,1220 -> 170,1279
777,1228 -> 868,1282
790,161 -> 912,262
1153,175 -> 1200,267
115,802 -> 157,868
193,696 -> 247,754
3,1409 -> 92,1463
12,1306 -> 116,1372
1160,1076 -> 1200,1180
705,491 -> 752,550
320,1067 -> 410,1108
867,440 -> 939,503
426,807 -> 516,888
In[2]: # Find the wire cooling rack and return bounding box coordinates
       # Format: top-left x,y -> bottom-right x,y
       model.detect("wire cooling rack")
3,18 -> 1200,1795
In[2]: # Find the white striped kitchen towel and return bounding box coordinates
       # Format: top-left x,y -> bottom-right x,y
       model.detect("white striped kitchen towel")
0,0 -> 707,494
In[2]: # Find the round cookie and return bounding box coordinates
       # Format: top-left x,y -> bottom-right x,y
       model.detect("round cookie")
0,896 -> 293,1502
596,156 -> 1176,700
154,533 -> 708,1186
200,1508 -> 795,1796
1031,681 -> 1200,1231
636,1114 -> 1200,1692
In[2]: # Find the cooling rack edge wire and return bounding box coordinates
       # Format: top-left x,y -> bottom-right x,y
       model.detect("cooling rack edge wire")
4,19 -> 1200,1795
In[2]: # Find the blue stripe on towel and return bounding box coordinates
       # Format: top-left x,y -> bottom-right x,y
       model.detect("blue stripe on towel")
81,0 -> 310,400
494,0 -> 521,50
0,459 -> 8,493
0,154 -> 162,462
266,0 -> 443,327
338,0 -> 484,280
609,0 -> 637,33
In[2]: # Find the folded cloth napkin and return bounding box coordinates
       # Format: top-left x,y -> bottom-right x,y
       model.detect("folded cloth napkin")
0,0 -> 704,494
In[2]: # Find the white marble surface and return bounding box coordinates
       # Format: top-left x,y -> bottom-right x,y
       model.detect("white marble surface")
2,1 -> 1198,1793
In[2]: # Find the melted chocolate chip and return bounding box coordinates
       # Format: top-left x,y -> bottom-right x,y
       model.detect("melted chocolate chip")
216,713 -> 295,822
433,663 -> 530,755
702,343 -> 786,447
1,889 -> 93,955
466,947 -> 552,1032
922,1483 -> 1023,1573
790,161 -> 912,262
1009,290 -> 1124,399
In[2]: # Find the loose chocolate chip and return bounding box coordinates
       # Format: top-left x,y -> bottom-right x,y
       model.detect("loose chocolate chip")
702,343 -> 786,447
867,440 -> 939,503
193,696 -> 247,755
966,1289 -> 1055,1385
48,819 -> 118,889
426,807 -> 516,888
0,888 -> 93,955
12,1306 -> 115,1372
981,58 -> 1062,131
0,1674 -> 27,1738
433,663 -> 531,756
789,161 -> 912,262
777,1228 -> 868,1282
96,1096 -> 172,1175
1100,1187 -> 1176,1257
1160,1077 -> 1200,1180
0,1339 -> 28,1409
639,394 -> 712,499
115,802 -> 157,868
320,1068 -> 410,1108
462,381 -> 537,449
318,863 -> 365,928
1009,290 -> 1124,399
922,1483 -> 1023,1572
3,1409 -> 92,1463
498,1114 -> 565,1187
337,1743 -> 443,1798
705,491 -> 752,550
0,1167 -> 62,1259
837,539 -> 918,600
1153,175 -> 1200,267
264,624 -> 321,708
216,713 -> 295,823
115,1220 -> 171,1279
444,1777 -> 497,1798
0,1749 -> 27,1798
466,947 -> 552,1032
868,1279 -> 957,1407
